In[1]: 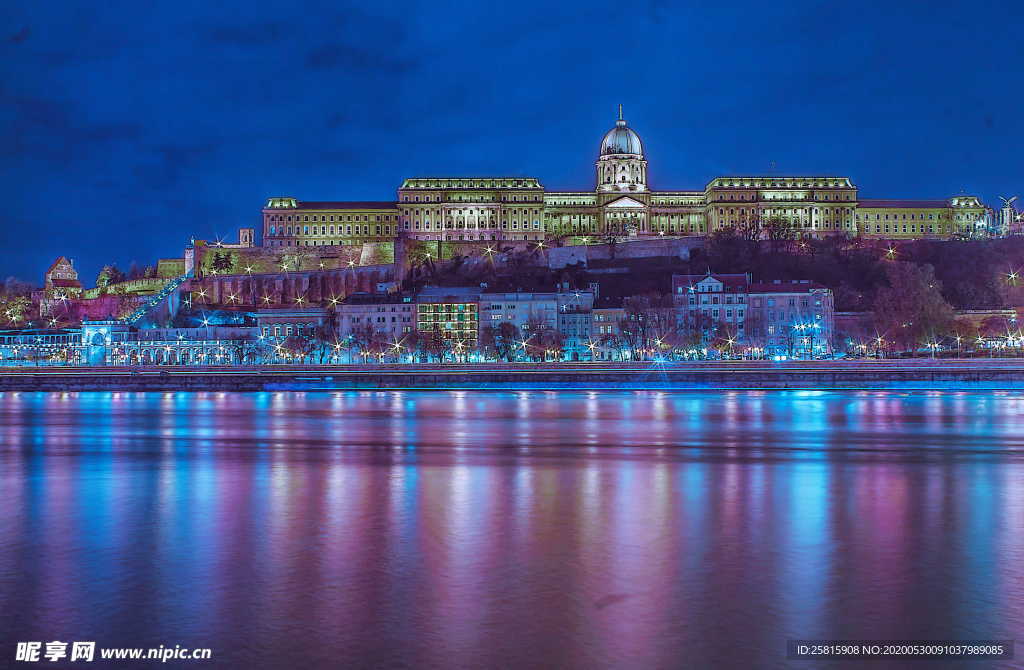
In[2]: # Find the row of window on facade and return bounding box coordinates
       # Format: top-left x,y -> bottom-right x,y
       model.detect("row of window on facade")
870,224 -> 940,234
0,334 -> 79,344
714,192 -> 854,201
405,208 -> 543,216
261,323 -> 318,338
406,220 -> 542,231
268,225 -> 390,236
685,294 -> 817,308
402,194 -> 542,203
858,212 -> 942,221
266,214 -> 396,222
347,315 -> 413,323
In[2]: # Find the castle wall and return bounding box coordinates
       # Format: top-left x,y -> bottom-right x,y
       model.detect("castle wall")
188,264 -> 396,308
194,241 -> 394,278
546,237 -> 705,269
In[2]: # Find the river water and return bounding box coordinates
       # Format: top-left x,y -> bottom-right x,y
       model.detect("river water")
1,390 -> 1023,669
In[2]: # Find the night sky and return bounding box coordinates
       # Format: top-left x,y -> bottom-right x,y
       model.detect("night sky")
2,0 -> 1022,283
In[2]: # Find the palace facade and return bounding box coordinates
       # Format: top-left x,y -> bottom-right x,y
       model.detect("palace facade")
261,109 -> 991,248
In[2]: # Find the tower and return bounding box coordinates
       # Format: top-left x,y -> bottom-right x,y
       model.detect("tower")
1000,196 -> 1018,236
596,105 -> 647,193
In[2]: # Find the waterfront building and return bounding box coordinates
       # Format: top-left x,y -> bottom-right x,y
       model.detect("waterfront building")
2,321 -> 266,366
0,327 -> 82,365
480,291 -> 558,334
415,287 -> 480,350
112,326 -> 258,365
337,293 -> 415,342
479,289 -> 595,360
261,109 -> 993,247
253,308 -> 330,340
591,297 -> 626,360
673,273 -> 834,358
672,273 -> 751,349
556,292 -> 595,360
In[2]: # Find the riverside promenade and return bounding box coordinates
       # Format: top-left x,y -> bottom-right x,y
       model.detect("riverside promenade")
2,360 -> 1024,391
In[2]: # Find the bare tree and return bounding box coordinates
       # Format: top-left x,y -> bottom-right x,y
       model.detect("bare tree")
873,262 -> 954,352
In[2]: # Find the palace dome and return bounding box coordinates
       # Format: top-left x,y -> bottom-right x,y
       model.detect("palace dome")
600,112 -> 643,156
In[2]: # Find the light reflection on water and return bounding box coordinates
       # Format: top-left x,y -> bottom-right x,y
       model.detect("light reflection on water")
1,390 -> 1023,669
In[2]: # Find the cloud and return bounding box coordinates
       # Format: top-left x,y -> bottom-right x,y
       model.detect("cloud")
131,143 -> 222,190
7,26 -> 30,44
305,43 -> 414,73
205,22 -> 287,46
0,91 -> 145,162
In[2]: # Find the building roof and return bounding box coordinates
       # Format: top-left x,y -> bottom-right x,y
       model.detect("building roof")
253,308 -> 329,319
593,295 -> 624,309
46,256 -> 74,274
670,273 -> 826,294
706,176 -> 855,189
858,199 -> 948,209
672,273 -> 750,291
292,201 -> 397,210
340,292 -> 413,305
749,279 -> 827,293
415,286 -> 481,302
600,112 -> 643,156
400,177 -> 543,190
49,278 -> 82,288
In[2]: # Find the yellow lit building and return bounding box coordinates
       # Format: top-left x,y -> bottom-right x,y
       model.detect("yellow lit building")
414,287 -> 480,348
416,302 -> 478,347
262,198 -> 400,248
260,109 -> 994,247
856,196 -> 988,239
398,177 -> 545,242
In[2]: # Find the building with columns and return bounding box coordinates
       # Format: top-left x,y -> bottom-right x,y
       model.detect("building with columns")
261,109 -> 993,247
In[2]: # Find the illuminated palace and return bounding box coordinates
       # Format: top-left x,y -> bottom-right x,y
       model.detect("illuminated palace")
261,108 -> 991,248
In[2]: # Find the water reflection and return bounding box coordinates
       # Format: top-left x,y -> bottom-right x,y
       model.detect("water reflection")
1,390 -> 1023,669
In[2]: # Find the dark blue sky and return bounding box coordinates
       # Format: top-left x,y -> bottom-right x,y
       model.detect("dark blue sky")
2,0 -> 1022,283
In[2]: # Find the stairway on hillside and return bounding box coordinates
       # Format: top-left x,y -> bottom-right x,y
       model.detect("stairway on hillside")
122,274 -> 190,325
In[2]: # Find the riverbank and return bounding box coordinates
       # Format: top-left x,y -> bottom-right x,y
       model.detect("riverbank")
2,360 -> 1024,391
